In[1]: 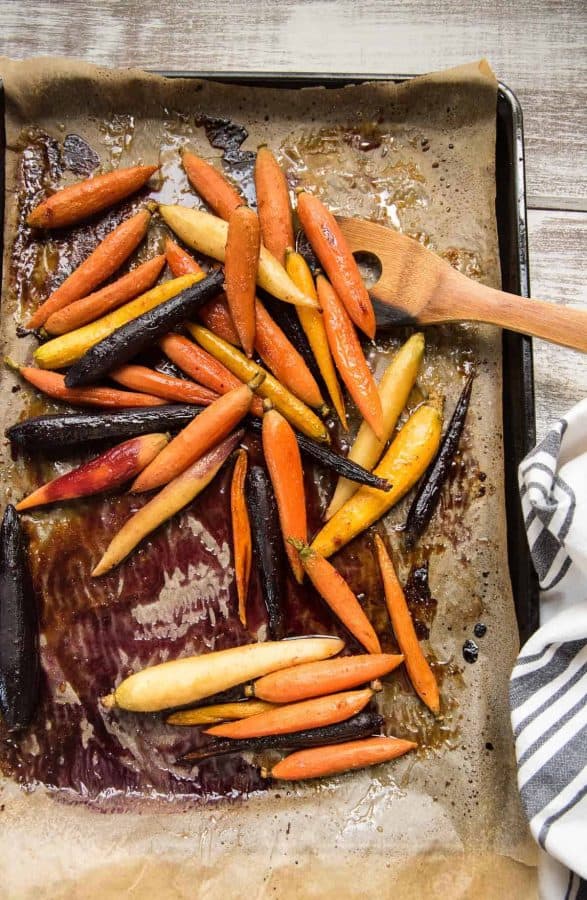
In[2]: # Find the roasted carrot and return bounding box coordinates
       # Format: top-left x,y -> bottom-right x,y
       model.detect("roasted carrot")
131,374 -> 262,493
44,254 -> 167,336
160,205 -> 319,309
265,735 -> 417,781
165,239 -> 240,345
286,250 -> 347,429
27,209 -> 151,330
326,332 -> 425,519
188,324 -> 329,443
182,150 -> 243,220
255,300 -> 326,411
224,206 -> 260,356
249,654 -> 403,704
6,361 -> 165,409
27,164 -> 158,229
102,635 -> 344,711
160,334 -> 264,416
317,275 -> 383,439
231,449 -> 252,626
205,688 -> 374,739
110,364 -> 218,406
164,237 -> 204,276
167,700 -> 275,726
16,434 -> 168,511
291,541 -> 381,653
311,402 -> 443,558
93,430 -> 242,577
34,274 -> 202,371
374,536 -> 440,714
262,406 -> 307,583
254,145 -> 294,265
297,190 -> 375,338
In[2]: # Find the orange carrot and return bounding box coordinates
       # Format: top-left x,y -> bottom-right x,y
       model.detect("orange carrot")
28,209 -> 151,330
160,334 -> 264,416
231,449 -> 252,626
27,164 -> 158,229
262,406 -> 307,583
297,190 -> 375,338
317,275 -> 383,440
254,146 -> 294,265
130,374 -> 262,493
249,654 -> 404,703
254,300 -> 326,411
374,535 -> 440,715
44,254 -> 166,335
182,150 -> 243,220
205,688 -> 374,739
16,434 -> 168,511
291,541 -> 381,654
265,735 -> 417,780
7,361 -> 165,409
109,364 -> 218,406
165,239 -> 241,346
224,206 -> 260,356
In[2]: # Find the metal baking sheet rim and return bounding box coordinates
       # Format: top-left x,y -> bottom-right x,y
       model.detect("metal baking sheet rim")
0,69 -> 539,642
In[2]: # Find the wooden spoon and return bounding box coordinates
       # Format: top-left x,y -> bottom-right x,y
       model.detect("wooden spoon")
337,217 -> 587,351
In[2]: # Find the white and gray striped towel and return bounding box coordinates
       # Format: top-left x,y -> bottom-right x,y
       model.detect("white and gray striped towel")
511,397 -> 587,900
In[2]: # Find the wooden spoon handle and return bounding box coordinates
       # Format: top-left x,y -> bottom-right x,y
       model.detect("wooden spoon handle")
448,276 -> 587,352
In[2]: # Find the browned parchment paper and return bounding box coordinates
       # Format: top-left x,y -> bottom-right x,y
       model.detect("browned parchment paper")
0,58 -> 536,898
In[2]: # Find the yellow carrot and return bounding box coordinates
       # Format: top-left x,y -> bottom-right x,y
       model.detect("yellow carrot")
311,402 -> 443,558
34,274 -> 202,370
285,250 -> 347,428
167,700 -> 275,726
326,333 -> 425,518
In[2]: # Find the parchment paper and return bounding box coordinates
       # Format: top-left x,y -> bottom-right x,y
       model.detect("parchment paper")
0,58 -> 536,898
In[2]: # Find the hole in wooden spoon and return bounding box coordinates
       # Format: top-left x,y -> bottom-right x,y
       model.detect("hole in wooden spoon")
353,251 -> 382,288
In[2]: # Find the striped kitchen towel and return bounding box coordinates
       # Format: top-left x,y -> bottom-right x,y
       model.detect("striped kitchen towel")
511,397 -> 587,900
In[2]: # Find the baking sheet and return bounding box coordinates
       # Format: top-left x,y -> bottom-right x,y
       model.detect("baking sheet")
0,57 -> 536,898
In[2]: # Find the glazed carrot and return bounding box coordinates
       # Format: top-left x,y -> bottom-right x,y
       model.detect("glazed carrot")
286,250 -> 347,429
224,206 -> 260,356
297,190 -> 375,338
34,274 -> 202,371
231,449 -> 252,626
205,688 -> 374,739
6,361 -> 165,409
182,150 -> 243,220
265,735 -> 417,781
249,654 -> 403,704
93,431 -> 242,577
374,536 -> 440,714
110,364 -> 218,406
167,700 -> 275,726
311,403 -> 443,558
188,325 -> 329,443
317,275 -> 383,439
255,300 -> 326,411
27,209 -> 151,330
27,164 -> 158,229
262,407 -> 307,583
326,333 -> 425,519
165,239 -> 241,345
16,434 -> 168,511
254,146 -> 294,265
131,374 -> 262,493
44,255 -> 167,336
291,541 -> 381,653
164,237 -> 204,276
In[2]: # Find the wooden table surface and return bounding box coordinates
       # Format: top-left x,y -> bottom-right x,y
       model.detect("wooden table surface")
1,0 -> 585,439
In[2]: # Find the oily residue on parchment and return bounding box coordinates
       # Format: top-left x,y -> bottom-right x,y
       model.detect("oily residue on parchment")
1,116 -> 489,808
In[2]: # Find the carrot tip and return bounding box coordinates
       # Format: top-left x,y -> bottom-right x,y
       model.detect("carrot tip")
260,766 -> 271,779
4,356 -> 20,373
100,694 -> 115,709
244,684 -> 254,697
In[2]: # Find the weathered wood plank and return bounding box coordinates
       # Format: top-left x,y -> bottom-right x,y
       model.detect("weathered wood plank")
1,0 -> 585,208
527,209 -> 587,439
